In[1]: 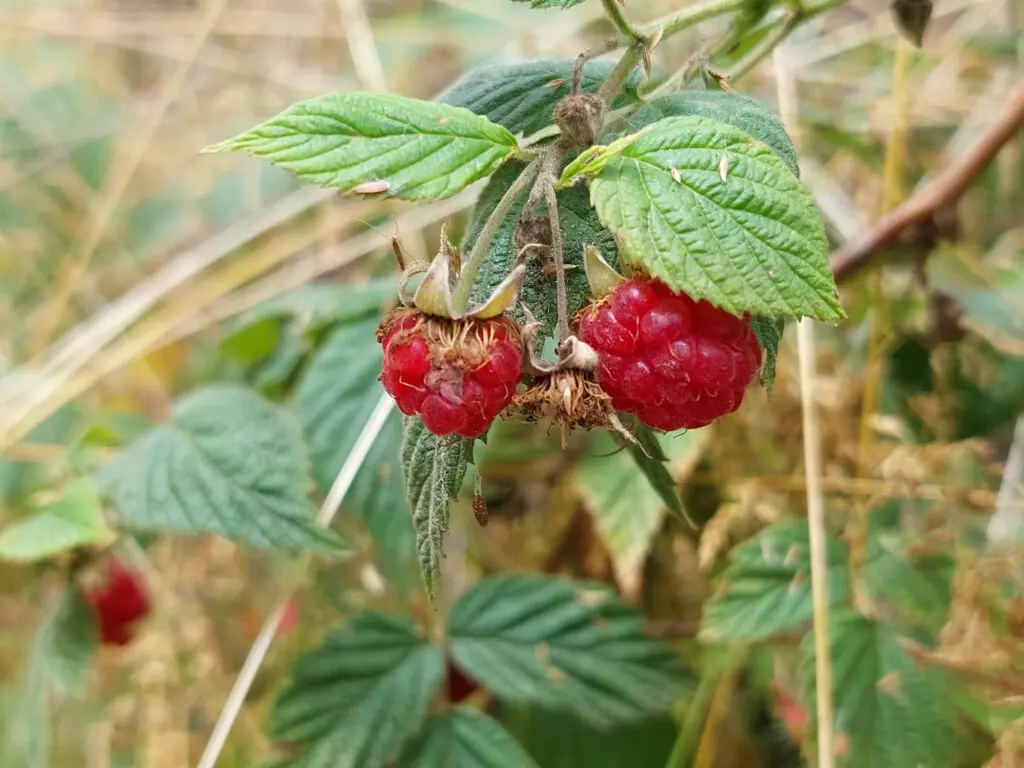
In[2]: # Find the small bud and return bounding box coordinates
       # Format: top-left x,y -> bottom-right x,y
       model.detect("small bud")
472,494 -> 489,527
891,0 -> 932,47
553,93 -> 605,149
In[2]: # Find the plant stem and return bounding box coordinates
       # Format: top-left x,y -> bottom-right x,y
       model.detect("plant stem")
644,0 -> 747,39
599,40 -> 645,104
726,7 -> 802,81
543,180 -> 570,344
452,159 -> 540,315
600,0 -> 644,41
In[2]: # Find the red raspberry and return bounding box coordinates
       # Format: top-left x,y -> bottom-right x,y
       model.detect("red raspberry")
444,657 -> 479,703
577,278 -> 761,431
378,310 -> 522,438
87,558 -> 151,647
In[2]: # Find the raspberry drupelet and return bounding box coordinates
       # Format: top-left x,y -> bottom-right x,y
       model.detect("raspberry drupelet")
378,309 -> 522,438
577,278 -> 761,431
87,558 -> 151,647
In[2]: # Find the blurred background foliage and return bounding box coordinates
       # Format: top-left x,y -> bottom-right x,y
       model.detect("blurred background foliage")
0,0 -> 1022,765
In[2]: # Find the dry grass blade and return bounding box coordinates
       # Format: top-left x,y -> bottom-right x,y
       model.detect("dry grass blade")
774,42 -> 836,768
196,393 -> 395,768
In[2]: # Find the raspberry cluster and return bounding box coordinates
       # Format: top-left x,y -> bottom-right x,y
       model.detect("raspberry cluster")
379,311 -> 522,438
87,558 -> 151,647
578,278 -> 761,431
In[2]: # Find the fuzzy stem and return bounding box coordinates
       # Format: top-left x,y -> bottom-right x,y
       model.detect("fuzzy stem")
646,0 -> 747,38
726,6 -> 802,81
599,40 -> 645,104
452,159 -> 540,315
600,0 -> 644,41
542,180 -> 570,345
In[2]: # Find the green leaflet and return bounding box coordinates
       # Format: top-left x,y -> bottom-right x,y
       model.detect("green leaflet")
700,521 -> 849,642
440,60 -> 644,138
448,574 -> 692,726
586,115 -> 844,322
578,430 -> 707,593
0,477 -> 114,563
401,418 -> 474,601
205,93 -> 520,201
102,385 -> 344,552
750,315 -> 785,392
802,610 -> 956,768
2,587 -> 98,768
463,161 -> 619,340
269,613 -> 444,768
623,90 -> 801,177
296,316 -> 416,578
397,707 -> 541,768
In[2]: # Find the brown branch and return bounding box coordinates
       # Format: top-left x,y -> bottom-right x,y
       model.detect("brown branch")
831,86 -> 1024,282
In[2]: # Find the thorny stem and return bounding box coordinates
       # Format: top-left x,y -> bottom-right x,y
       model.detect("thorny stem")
451,158 -> 540,315
543,180 -> 570,344
600,0 -> 645,41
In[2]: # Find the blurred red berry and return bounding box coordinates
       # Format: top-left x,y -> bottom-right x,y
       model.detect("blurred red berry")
378,310 -> 522,438
445,657 -> 479,703
87,558 -> 150,647
578,278 -> 761,431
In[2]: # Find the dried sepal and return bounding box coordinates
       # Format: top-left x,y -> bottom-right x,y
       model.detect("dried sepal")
507,369 -> 638,449
583,244 -> 625,300
408,224 -> 524,320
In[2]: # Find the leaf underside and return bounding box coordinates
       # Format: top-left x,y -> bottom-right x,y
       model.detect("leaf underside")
750,315 -> 786,392
401,418 -> 474,601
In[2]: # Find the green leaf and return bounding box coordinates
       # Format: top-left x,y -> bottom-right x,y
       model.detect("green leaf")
500,706 -> 678,768
448,574 -> 691,726
2,587 -> 98,768
586,115 -> 845,321
104,385 -> 343,552
0,477 -> 114,563
464,160 -> 619,339
37,587 -> 98,695
700,521 -> 849,642
577,430 -> 707,593
440,60 -> 644,137
398,707 -> 541,768
206,93 -> 520,201
802,610 -> 956,768
623,91 -> 800,177
296,317 -> 415,577
750,315 -> 785,392
509,0 -> 589,8
270,613 -> 444,768
401,418 -> 474,600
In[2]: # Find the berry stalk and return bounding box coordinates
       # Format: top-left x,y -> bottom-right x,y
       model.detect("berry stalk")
451,159 -> 540,316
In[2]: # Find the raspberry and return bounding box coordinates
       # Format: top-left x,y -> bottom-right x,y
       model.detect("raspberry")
445,657 -> 479,703
378,309 -> 522,438
577,278 -> 761,431
87,558 -> 151,647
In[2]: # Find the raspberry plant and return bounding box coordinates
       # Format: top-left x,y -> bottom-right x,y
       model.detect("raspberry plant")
10,1 -> 1022,767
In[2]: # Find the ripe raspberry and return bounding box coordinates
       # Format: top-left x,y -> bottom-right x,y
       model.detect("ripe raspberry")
577,278 -> 761,431
378,309 -> 522,438
87,558 -> 151,647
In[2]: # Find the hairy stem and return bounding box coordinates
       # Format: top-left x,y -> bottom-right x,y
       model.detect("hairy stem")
543,180 -> 570,344
600,0 -> 644,41
646,0 -> 747,38
726,7 -> 802,81
452,159 -> 540,315
599,40 -> 645,104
